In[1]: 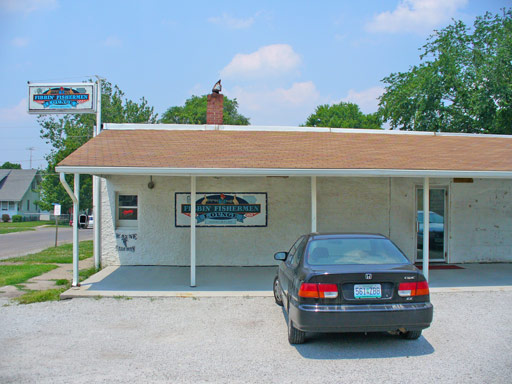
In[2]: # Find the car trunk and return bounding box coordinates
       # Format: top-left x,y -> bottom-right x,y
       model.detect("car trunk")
305,263 -> 426,305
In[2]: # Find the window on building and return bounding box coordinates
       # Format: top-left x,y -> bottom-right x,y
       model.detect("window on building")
1,201 -> 7,211
117,194 -> 138,227
9,202 -> 15,210
27,200 -> 30,211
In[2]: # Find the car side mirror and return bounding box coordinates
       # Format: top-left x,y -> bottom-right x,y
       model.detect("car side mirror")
274,251 -> 288,261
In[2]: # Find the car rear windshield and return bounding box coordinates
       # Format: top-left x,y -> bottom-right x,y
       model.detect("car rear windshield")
307,238 -> 409,265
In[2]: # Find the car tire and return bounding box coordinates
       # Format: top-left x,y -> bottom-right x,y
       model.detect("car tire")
273,276 -> 283,306
402,330 -> 422,340
288,317 -> 305,344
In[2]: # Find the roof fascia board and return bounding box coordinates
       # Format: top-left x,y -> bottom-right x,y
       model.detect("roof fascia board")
102,123 -> 512,138
55,166 -> 512,179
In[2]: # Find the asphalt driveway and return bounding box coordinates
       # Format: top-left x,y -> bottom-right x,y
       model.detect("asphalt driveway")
0,226 -> 93,260
1,291 -> 511,383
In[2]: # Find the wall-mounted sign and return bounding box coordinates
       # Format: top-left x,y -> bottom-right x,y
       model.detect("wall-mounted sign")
28,83 -> 96,114
175,192 -> 267,227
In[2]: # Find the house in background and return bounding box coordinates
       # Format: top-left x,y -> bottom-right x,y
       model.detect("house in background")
0,169 -> 43,220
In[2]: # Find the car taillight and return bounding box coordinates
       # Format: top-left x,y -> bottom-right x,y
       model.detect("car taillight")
299,283 -> 338,299
398,281 -> 429,297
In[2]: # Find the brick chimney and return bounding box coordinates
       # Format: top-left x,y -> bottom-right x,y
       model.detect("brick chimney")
207,93 -> 224,125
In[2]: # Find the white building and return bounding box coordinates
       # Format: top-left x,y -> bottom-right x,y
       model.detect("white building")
56,126 -> 512,286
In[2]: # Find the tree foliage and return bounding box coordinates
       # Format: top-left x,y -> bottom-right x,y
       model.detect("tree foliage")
303,102 -> 382,129
379,9 -> 512,134
38,80 -> 157,213
160,95 -> 250,125
1,162 -> 22,169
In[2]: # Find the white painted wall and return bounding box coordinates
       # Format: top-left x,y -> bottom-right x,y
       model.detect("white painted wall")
100,175 -> 512,266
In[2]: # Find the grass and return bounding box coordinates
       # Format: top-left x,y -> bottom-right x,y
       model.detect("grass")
0,264 -> 58,286
13,266 -> 99,305
4,240 -> 93,264
0,221 -> 55,235
0,221 -> 54,228
79,266 -> 97,281
14,288 -> 65,304
0,238 -> 100,305
0,227 -> 36,234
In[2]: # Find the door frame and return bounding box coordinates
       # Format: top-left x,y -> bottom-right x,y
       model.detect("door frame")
414,185 -> 449,263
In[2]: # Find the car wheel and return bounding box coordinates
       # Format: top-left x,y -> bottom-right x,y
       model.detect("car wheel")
273,276 -> 283,306
288,317 -> 305,344
402,330 -> 422,340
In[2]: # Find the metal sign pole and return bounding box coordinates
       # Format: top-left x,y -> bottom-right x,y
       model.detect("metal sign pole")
93,77 -> 102,270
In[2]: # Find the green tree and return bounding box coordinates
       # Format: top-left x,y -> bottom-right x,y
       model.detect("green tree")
303,102 -> 382,129
379,10 -> 512,134
37,80 -> 157,213
160,95 -> 250,125
0,162 -> 22,169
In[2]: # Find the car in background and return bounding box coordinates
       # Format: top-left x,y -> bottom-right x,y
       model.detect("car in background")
273,233 -> 433,344
417,211 -> 444,249
69,214 -> 93,229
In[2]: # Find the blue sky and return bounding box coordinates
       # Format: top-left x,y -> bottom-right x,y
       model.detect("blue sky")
0,0 -> 508,169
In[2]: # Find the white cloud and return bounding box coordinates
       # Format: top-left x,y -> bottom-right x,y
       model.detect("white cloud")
0,98 -> 35,124
229,81 -> 322,125
102,36 -> 122,47
221,44 -> 301,79
11,37 -> 29,47
208,12 -> 256,29
341,86 -> 385,114
366,0 -> 467,34
0,0 -> 57,13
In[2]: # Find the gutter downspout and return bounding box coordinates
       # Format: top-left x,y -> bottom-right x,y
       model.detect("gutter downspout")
60,173 -> 80,286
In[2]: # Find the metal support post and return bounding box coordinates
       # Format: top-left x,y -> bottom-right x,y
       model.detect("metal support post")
311,176 -> 317,233
423,177 -> 430,282
93,77 -> 102,270
59,173 -> 79,286
190,176 -> 196,287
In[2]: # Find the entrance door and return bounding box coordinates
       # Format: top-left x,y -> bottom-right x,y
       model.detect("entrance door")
416,188 -> 447,263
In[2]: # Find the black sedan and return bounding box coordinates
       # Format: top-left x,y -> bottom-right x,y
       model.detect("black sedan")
273,233 -> 433,344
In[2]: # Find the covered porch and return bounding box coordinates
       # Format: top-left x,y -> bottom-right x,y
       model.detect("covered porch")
55,124 -> 512,291
60,263 -> 512,298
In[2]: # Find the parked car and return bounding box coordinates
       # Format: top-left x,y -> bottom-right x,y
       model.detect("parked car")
417,211 -> 444,249
273,233 -> 433,344
70,214 -> 93,229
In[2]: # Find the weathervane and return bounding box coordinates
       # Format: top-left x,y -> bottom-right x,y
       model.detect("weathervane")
212,79 -> 222,94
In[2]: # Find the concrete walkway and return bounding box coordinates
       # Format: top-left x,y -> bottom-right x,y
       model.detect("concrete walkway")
0,258 -> 94,299
61,263 -> 512,299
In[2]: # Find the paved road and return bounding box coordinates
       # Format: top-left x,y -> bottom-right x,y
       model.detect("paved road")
0,291 -> 510,383
0,227 -> 93,259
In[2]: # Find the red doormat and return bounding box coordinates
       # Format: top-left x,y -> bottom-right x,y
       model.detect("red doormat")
415,264 -> 464,270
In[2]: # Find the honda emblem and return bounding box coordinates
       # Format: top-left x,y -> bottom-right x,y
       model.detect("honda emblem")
365,273 -> 372,280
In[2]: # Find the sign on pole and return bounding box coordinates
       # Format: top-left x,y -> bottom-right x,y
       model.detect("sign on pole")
54,204 -> 61,216
28,83 -> 96,114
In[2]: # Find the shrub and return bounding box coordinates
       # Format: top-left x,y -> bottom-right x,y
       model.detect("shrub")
12,215 -> 22,222
2,214 -> 10,222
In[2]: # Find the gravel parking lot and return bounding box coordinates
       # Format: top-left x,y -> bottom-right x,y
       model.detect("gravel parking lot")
1,291 -> 511,384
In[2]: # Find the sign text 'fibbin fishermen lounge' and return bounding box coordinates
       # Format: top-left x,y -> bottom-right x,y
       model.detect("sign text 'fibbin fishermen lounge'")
175,192 -> 267,227
28,83 -> 96,114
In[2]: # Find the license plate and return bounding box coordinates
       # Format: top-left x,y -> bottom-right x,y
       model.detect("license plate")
354,284 -> 382,299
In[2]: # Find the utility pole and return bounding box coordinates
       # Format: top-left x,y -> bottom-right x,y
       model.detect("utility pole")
26,147 -> 35,169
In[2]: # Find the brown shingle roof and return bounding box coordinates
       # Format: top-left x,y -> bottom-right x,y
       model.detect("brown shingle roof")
57,128 -> 512,172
